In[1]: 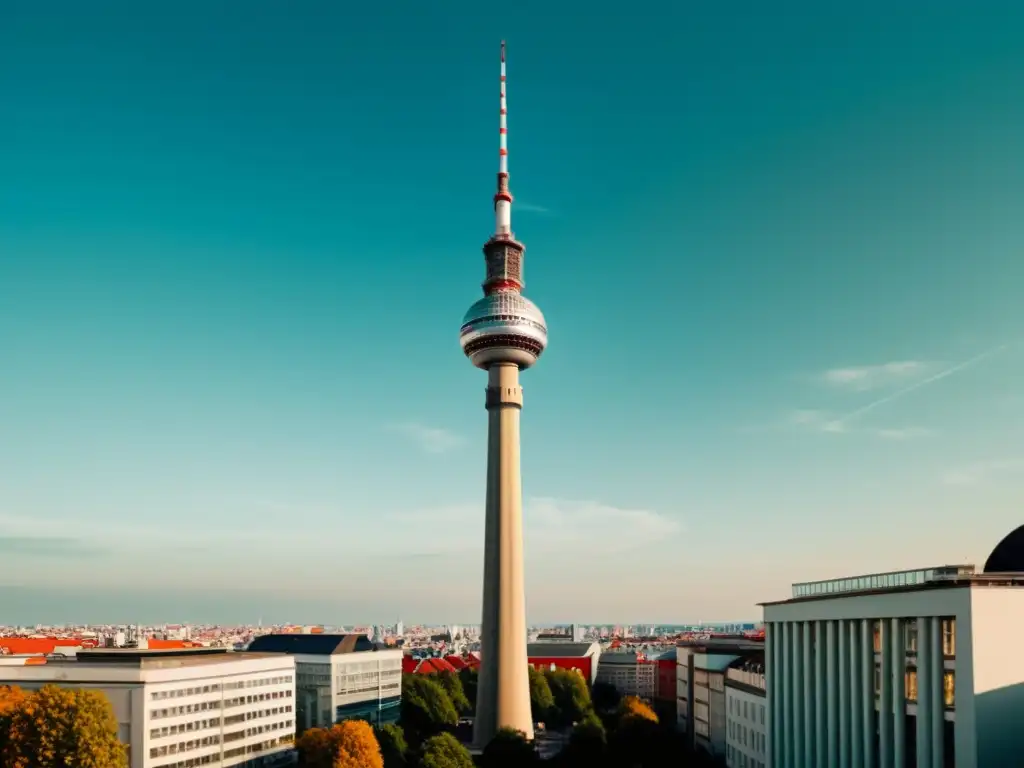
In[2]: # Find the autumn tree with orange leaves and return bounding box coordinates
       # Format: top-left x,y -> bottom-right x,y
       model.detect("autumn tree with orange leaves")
0,684 -> 127,768
296,719 -> 384,768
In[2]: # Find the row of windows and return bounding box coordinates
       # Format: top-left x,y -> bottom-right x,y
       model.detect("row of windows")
729,721 -> 766,754
869,618 -> 957,657
150,734 -> 221,759
150,717 -> 222,740
872,666 -> 956,706
223,733 -> 294,760
729,696 -> 766,725
152,690 -> 293,719
156,734 -> 294,768
150,675 -> 293,701
792,567 -> 970,597
150,705 -> 294,740
727,743 -> 766,768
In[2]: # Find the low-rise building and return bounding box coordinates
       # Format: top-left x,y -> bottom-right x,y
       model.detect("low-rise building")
595,652 -> 656,699
527,642 -> 601,685
725,653 -> 767,768
0,646 -> 296,768
246,634 -> 401,731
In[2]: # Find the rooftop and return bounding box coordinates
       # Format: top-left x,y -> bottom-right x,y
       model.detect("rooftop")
56,648 -> 282,670
526,642 -> 595,658
246,634 -> 377,656
763,564 -> 1024,606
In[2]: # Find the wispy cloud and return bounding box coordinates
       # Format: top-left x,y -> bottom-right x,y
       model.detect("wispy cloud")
0,536 -> 105,558
822,361 -> 930,391
821,345 -> 1007,432
942,458 -> 1024,486
389,422 -> 463,454
786,410 -> 929,440
515,201 -> 553,215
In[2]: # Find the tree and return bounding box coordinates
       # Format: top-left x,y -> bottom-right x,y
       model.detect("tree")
375,723 -> 408,768
543,668 -> 591,727
610,696 -> 660,767
527,666 -> 554,724
563,711 -> 608,768
434,671 -> 471,715
0,686 -> 27,756
480,727 -> 537,768
297,726 -> 336,768
457,668 -> 478,715
400,675 -> 458,744
1,684 -> 127,768
331,720 -> 384,768
297,721 -> 384,768
590,681 -> 620,713
419,731 -> 475,768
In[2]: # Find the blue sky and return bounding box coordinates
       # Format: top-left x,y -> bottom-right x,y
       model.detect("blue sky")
1,1 -> 1022,625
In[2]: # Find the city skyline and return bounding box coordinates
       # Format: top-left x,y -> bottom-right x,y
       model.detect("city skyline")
2,1 -> 1023,623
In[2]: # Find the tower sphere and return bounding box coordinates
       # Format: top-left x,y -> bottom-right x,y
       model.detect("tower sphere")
460,291 -> 548,370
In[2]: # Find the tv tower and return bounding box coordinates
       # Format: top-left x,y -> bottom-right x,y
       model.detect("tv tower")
459,41 -> 547,747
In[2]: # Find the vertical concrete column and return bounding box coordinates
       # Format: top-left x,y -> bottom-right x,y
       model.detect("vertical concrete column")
816,620 -> 827,768
765,621 -> 774,767
849,620 -> 863,768
860,619 -> 875,768
473,363 -> 533,748
879,619 -> 893,768
916,617 -> 932,767
890,618 -> 905,768
770,622 -> 778,765
827,620 -> 839,768
782,621 -> 793,764
930,618 -> 944,768
839,619 -> 850,768
793,622 -> 805,768
803,621 -> 814,768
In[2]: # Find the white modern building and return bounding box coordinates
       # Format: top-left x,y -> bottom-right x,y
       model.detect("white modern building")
0,647 -> 296,768
725,653 -> 767,768
595,652 -> 656,698
763,563 -> 1024,768
246,634 -> 402,731
677,639 -> 764,758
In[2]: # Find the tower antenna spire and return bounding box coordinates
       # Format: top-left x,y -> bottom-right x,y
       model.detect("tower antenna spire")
495,40 -> 512,239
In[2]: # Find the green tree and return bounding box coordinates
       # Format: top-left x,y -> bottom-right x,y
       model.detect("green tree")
590,681 -> 620,713
457,668 -> 478,715
609,696 -> 660,767
563,711 -> 608,768
434,671 -> 471,715
543,668 -> 592,727
480,727 -> 537,768
419,731 -> 475,768
400,676 -> 458,745
527,666 -> 554,724
1,684 -> 127,768
375,723 -> 408,768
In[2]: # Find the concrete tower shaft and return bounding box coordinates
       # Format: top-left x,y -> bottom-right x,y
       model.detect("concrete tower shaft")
461,41 -> 541,749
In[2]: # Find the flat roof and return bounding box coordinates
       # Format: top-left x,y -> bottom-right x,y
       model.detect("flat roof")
763,573 -> 1024,607
57,650 -> 284,670
246,634 -> 376,656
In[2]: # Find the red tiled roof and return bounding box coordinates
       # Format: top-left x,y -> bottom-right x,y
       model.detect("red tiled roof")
0,638 -> 88,655
402,656 -> 420,674
146,639 -> 197,650
416,657 -> 457,675
443,655 -> 469,670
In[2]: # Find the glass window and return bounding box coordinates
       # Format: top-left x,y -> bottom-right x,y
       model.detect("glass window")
942,618 -> 956,657
905,669 -> 918,702
905,620 -> 918,653
873,620 -> 881,652
943,671 -> 955,707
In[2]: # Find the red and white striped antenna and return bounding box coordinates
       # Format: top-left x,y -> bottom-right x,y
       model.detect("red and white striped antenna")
494,40 -> 513,238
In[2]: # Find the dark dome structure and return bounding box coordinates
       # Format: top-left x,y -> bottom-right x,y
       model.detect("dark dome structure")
983,524 -> 1024,572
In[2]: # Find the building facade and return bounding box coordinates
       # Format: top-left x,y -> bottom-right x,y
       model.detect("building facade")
595,652 -> 656,699
725,654 -> 767,768
0,647 -> 296,768
527,642 -> 601,685
764,565 -> 1024,768
247,634 -> 401,731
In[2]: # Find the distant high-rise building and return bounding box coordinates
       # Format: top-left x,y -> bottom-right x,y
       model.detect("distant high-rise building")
459,41 -> 547,748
